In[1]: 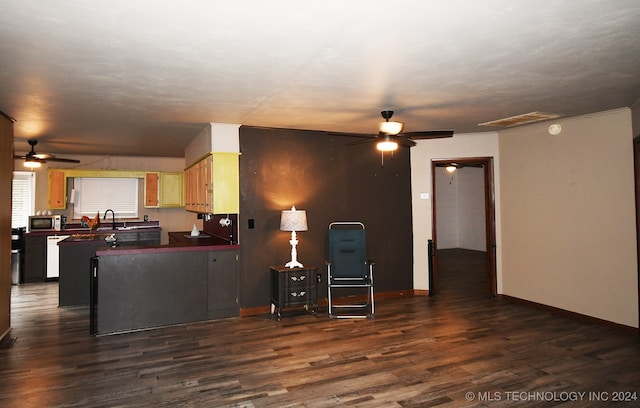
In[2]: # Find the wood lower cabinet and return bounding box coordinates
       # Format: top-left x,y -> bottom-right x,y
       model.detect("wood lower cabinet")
24,235 -> 46,283
59,240 -> 106,306
59,230 -> 161,306
207,250 -> 239,319
93,248 -> 239,335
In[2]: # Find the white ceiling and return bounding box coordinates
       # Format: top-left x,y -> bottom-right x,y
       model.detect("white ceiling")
2,0 -> 640,158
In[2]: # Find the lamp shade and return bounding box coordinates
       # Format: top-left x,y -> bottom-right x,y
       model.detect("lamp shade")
280,206 -> 308,232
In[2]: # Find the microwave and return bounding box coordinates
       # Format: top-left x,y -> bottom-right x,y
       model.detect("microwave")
28,215 -> 62,232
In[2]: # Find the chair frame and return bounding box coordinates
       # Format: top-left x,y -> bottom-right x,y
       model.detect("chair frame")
326,222 -> 374,318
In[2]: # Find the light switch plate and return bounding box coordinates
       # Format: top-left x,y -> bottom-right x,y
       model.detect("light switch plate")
420,192 -> 430,200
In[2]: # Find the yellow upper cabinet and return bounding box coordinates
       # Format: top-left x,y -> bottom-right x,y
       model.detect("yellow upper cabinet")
159,172 -> 184,208
144,172 -> 184,208
185,153 -> 239,214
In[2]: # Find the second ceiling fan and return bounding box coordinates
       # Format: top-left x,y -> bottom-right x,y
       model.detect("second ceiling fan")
14,139 -> 80,168
347,110 -> 454,165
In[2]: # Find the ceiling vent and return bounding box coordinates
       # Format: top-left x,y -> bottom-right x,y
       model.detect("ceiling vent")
479,111 -> 562,128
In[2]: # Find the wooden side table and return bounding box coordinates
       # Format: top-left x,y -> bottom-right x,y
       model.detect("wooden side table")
270,266 -> 318,319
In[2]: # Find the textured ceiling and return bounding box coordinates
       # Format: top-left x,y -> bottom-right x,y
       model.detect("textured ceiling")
2,0 -> 640,158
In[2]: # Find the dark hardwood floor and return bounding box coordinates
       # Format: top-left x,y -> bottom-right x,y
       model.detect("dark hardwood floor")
1,251 -> 638,407
437,248 -> 490,300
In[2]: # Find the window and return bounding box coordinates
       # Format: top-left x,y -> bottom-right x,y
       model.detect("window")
73,178 -> 139,219
12,172 -> 36,228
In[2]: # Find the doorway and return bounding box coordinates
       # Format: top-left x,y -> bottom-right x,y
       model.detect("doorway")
430,157 -> 497,298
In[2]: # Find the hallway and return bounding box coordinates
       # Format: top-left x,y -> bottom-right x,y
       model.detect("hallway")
437,248 -> 490,300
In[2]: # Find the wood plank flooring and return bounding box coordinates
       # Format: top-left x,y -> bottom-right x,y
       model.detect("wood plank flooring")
1,250 -> 639,407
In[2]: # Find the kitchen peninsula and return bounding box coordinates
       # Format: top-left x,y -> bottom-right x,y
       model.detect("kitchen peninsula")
57,222 -> 162,307
89,230 -> 239,335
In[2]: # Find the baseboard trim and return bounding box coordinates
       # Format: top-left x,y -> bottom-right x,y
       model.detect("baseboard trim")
240,290 -> 422,317
0,329 -> 16,349
499,294 -> 639,335
0,327 -> 9,341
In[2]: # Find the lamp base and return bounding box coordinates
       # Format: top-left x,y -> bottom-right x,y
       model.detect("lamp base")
285,260 -> 303,269
285,231 -> 303,269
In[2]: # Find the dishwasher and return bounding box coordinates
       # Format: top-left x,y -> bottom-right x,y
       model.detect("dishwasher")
46,235 -> 70,279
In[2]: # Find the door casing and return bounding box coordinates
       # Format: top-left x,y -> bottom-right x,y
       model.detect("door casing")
430,157 -> 497,297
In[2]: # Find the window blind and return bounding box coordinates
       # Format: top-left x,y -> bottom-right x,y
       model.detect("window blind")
12,172 -> 35,228
74,178 -> 138,219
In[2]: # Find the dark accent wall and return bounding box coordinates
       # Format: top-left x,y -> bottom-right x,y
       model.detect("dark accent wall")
237,126 -> 414,309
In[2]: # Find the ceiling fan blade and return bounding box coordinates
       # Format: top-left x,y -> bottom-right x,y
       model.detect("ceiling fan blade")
46,157 -> 80,163
33,153 -> 55,160
13,154 -> 28,160
345,137 -> 377,146
328,131 -> 376,139
403,130 -> 454,139
397,137 -> 416,148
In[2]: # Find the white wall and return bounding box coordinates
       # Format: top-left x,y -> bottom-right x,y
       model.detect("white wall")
435,167 -> 458,249
411,132 -> 501,291
435,166 -> 486,251
184,122 -> 240,167
499,108 -> 638,328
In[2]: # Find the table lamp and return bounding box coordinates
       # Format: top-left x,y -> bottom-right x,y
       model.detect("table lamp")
280,206 -> 308,268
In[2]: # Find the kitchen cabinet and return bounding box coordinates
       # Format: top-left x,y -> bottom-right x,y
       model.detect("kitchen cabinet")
48,170 -> 67,209
59,229 -> 160,307
185,153 -> 239,214
144,172 -> 159,207
207,250 -> 239,319
60,240 -> 105,306
144,172 -> 184,208
159,172 -> 184,207
92,247 -> 239,334
24,235 -> 46,283
185,160 -> 204,212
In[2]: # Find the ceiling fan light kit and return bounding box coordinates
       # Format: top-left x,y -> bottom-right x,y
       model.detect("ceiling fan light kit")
14,139 -> 80,168
344,110 -> 455,166
376,135 -> 399,152
379,110 -> 404,135
23,158 -> 42,168
379,121 -> 404,135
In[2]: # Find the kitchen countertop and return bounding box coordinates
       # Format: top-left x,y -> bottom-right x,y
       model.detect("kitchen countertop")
25,221 -> 161,237
95,231 -> 239,256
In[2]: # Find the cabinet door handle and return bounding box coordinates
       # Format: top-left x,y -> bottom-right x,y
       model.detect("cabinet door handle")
290,291 -> 306,297
290,275 -> 306,282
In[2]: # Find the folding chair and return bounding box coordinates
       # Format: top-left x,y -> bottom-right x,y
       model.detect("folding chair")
326,222 -> 374,318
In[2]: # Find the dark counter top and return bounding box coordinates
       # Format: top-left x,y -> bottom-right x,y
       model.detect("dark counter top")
26,220 -> 161,238
95,231 -> 238,256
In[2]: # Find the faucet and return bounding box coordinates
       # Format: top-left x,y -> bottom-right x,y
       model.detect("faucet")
103,209 -> 116,230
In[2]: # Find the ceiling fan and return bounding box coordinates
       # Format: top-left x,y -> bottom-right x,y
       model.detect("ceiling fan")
14,139 -> 80,168
347,110 -> 454,165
